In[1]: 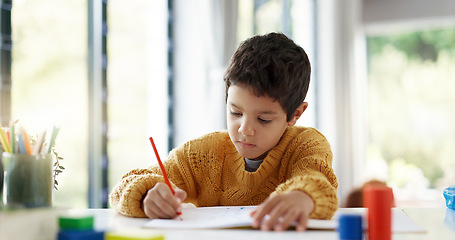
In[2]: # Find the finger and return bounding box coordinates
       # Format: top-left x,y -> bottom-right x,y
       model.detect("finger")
155,190 -> 181,218
143,194 -> 167,219
174,188 -> 187,204
295,213 -> 309,232
274,208 -> 299,231
173,188 -> 186,213
252,197 -> 278,220
143,190 -> 159,219
156,183 -> 178,202
249,209 -> 257,217
156,183 -> 183,209
149,202 -> 170,218
251,198 -> 275,228
151,183 -> 181,218
174,188 -> 187,201
155,182 -> 174,199
261,201 -> 287,231
143,203 -> 159,219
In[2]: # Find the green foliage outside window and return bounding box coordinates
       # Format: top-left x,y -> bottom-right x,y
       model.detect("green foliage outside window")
367,27 -> 455,189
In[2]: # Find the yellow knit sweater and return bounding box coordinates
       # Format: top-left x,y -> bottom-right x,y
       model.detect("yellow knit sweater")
109,126 -> 338,219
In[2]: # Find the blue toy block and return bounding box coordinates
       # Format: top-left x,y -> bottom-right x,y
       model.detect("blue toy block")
57,230 -> 104,240
444,185 -> 455,210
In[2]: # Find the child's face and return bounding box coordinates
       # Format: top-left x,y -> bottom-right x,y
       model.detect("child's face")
226,85 -> 295,160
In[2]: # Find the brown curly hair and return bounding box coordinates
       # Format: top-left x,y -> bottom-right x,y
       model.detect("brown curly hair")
224,32 -> 311,121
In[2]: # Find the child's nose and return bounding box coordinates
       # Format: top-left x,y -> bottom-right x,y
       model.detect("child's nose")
239,119 -> 255,136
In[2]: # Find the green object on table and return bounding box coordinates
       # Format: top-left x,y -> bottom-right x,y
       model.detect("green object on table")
59,215 -> 94,230
2,152 -> 53,208
105,229 -> 164,240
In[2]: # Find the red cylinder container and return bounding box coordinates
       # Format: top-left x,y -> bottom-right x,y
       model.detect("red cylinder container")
363,185 -> 393,240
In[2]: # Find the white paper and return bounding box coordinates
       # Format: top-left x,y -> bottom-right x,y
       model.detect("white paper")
392,209 -> 427,233
143,206 -> 425,233
144,206 -> 255,229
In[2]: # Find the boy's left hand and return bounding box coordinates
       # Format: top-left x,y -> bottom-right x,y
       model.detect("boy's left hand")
250,190 -> 314,231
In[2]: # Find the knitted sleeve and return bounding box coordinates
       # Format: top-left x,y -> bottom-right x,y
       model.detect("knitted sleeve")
109,168 -> 164,217
272,129 -> 338,219
109,144 -> 197,218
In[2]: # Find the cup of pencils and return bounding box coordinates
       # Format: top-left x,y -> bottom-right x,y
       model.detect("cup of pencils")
2,153 -> 53,208
0,122 -> 60,208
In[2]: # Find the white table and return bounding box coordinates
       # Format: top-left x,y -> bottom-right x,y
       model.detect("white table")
1,207 -> 454,240
88,207 -> 455,240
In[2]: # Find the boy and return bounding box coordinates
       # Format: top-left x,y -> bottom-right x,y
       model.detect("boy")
109,32 -> 338,231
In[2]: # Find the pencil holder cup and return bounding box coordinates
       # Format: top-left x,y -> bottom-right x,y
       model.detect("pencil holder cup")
1,152 -> 53,208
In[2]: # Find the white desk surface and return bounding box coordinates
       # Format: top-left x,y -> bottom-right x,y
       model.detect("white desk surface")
80,207 -> 455,240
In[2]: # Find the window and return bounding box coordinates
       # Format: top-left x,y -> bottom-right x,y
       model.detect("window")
11,0 -> 88,207
8,0 -> 316,208
107,0 -> 169,195
237,0 -> 316,127
10,0 -> 170,208
365,27 -> 455,206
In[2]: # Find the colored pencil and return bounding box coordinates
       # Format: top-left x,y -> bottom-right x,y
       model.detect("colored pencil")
33,130 -> 47,155
20,126 -> 32,155
47,125 -> 60,154
149,137 -> 182,218
10,121 -> 15,153
0,124 -> 11,153
17,133 -> 26,154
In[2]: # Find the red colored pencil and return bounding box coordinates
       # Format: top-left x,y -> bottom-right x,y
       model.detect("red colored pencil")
149,137 -> 182,218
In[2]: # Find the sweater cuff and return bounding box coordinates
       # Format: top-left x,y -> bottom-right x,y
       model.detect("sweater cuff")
109,174 -> 164,218
273,176 -> 338,219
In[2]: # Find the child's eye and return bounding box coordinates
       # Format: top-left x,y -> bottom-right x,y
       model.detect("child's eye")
230,110 -> 242,117
258,118 -> 272,123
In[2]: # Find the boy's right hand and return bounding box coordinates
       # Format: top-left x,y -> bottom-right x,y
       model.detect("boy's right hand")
143,182 -> 187,219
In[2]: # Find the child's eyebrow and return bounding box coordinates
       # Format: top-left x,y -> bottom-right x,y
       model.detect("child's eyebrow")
258,110 -> 278,115
229,102 -> 278,115
228,102 -> 241,109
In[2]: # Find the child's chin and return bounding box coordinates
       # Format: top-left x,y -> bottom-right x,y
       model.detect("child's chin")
238,152 -> 257,160
241,153 -> 263,160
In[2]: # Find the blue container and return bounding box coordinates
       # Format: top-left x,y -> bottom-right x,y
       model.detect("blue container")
338,214 -> 363,240
58,230 -> 104,240
444,185 -> 455,210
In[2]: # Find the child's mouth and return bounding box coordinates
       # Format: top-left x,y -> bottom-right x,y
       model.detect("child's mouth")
238,141 -> 256,149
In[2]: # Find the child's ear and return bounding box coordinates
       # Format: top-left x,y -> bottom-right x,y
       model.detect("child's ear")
288,102 -> 308,126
